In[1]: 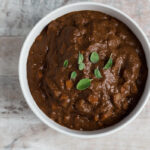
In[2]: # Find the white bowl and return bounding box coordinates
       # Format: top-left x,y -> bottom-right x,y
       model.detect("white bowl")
19,2 -> 150,138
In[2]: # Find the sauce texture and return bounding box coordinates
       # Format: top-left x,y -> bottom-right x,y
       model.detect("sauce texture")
27,11 -> 148,130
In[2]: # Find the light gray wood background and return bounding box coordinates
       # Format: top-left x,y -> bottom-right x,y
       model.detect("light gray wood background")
0,0 -> 150,150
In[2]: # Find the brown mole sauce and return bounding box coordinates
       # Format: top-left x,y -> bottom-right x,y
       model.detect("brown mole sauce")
27,11 -> 147,131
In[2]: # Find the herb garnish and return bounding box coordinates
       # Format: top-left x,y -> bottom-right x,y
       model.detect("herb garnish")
94,67 -> 102,78
76,78 -> 92,90
103,55 -> 113,69
79,63 -> 85,70
90,52 -> 99,63
78,52 -> 85,70
78,52 -> 84,64
63,59 -> 68,68
70,71 -> 77,80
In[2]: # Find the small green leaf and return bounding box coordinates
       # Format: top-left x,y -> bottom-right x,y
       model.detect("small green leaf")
90,52 -> 99,63
103,56 -> 113,69
63,59 -> 68,68
70,71 -> 77,80
76,78 -> 92,90
78,52 -> 84,64
79,62 -> 85,70
94,68 -> 102,78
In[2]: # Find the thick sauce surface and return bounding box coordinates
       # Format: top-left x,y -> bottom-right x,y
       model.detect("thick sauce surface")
27,11 -> 147,130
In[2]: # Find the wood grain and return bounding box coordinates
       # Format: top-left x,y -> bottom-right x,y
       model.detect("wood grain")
0,0 -> 150,150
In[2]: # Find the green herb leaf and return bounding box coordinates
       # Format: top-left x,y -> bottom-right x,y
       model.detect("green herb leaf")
103,56 -> 113,69
79,62 -> 85,70
78,52 -> 84,64
76,78 -> 92,90
94,68 -> 102,78
70,71 -> 77,80
90,52 -> 99,63
63,59 -> 68,68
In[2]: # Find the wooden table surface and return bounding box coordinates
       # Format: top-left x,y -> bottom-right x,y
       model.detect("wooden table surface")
0,0 -> 150,149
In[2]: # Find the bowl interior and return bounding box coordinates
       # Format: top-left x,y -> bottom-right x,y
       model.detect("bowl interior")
19,2 -> 150,138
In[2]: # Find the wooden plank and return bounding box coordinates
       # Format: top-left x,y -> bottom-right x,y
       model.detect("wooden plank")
0,37 -> 25,76
0,75 -> 33,118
